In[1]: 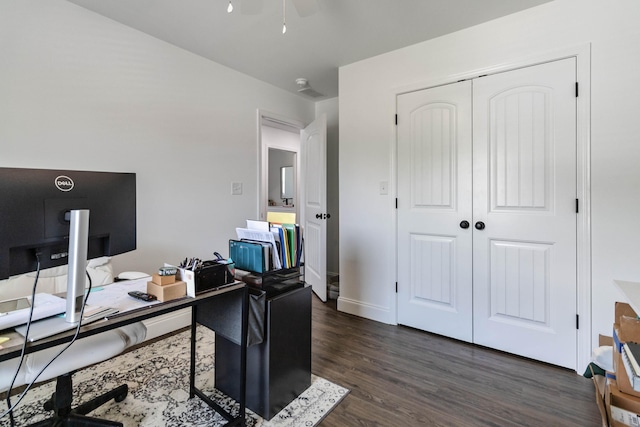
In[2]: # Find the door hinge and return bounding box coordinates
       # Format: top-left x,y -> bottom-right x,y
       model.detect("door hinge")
575,82 -> 579,97
395,282 -> 398,293
576,314 -> 579,329
395,114 -> 398,125
576,198 -> 579,213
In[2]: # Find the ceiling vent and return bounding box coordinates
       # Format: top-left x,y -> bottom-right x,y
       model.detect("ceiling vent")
296,78 -> 324,98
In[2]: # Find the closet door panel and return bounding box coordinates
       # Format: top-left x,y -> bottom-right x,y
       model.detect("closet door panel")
472,58 -> 577,369
397,81 -> 473,342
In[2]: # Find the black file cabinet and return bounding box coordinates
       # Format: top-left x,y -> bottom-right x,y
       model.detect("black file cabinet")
215,284 -> 311,420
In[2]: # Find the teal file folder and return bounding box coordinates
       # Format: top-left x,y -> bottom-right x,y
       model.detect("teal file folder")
229,239 -> 265,273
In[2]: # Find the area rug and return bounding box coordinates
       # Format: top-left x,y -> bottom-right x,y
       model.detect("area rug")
2,326 -> 348,426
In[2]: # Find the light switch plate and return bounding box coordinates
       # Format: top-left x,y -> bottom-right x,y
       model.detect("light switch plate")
379,181 -> 388,195
231,182 -> 243,195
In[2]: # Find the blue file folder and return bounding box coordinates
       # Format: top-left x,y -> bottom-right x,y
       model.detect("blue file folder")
229,239 -> 265,273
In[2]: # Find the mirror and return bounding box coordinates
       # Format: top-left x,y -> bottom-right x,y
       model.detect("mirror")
281,166 -> 294,201
268,148 -> 296,208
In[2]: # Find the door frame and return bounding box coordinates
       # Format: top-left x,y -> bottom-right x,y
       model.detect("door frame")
391,43 -> 591,372
257,109 -> 306,222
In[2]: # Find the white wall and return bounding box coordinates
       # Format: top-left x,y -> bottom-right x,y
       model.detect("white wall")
339,0 -> 640,360
316,98 -> 339,275
0,0 -> 315,276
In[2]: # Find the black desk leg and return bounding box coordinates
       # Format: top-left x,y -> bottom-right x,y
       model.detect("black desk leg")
238,285 -> 249,424
188,287 -> 249,426
190,305 -> 197,398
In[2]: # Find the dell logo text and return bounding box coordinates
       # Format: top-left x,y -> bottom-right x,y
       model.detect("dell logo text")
55,175 -> 74,192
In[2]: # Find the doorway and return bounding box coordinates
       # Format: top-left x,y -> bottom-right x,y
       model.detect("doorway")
258,113 -> 303,223
257,111 -> 329,301
396,58 -> 579,369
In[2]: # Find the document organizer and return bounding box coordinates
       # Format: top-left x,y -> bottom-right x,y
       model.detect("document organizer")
195,262 -> 234,293
229,240 -> 266,273
178,261 -> 234,297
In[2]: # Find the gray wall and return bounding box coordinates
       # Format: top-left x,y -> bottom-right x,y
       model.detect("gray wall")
0,0 -> 315,275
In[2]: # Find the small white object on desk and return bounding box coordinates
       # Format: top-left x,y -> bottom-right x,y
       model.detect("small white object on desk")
0,294 -> 66,330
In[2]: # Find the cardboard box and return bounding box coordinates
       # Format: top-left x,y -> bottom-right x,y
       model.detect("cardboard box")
592,335 -> 613,427
613,302 -> 640,398
147,280 -> 186,302
152,273 -> 175,286
594,374 -> 608,427
608,378 -> 640,427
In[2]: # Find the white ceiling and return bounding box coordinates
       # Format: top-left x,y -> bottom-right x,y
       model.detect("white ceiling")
66,0 -> 551,99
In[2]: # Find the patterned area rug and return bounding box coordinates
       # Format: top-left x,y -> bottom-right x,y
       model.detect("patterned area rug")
2,327 -> 348,426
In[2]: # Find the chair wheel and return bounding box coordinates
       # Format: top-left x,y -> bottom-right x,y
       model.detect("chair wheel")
43,399 -> 54,411
114,392 -> 127,403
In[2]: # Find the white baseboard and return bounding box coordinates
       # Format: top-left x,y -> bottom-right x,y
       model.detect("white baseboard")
141,307 -> 191,341
336,296 -> 396,325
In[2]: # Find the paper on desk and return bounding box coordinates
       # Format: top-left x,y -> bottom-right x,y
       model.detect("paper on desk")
246,220 -> 270,231
236,227 -> 282,270
85,278 -> 160,313
0,293 -> 66,330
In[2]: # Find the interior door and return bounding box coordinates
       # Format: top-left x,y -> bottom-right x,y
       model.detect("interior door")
397,81 -> 474,342
301,114 -> 327,301
472,58 -> 577,369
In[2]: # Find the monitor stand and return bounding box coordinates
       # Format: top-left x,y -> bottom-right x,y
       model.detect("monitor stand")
14,209 -> 94,342
15,315 -> 78,342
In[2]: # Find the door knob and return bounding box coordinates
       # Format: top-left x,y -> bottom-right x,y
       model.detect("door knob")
316,213 -> 322,219
459,220 -> 470,229
475,221 -> 485,230
325,213 -> 331,219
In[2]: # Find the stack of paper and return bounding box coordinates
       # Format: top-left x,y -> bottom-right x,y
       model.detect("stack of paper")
236,220 -> 303,271
236,225 -> 282,270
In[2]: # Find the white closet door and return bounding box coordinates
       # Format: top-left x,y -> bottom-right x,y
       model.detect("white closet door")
472,58 -> 577,369
397,81 -> 473,342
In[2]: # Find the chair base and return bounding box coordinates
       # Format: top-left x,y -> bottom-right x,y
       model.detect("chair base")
28,372 -> 127,427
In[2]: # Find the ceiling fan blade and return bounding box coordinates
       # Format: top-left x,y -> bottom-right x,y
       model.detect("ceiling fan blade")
291,0 -> 319,17
241,0 -> 263,15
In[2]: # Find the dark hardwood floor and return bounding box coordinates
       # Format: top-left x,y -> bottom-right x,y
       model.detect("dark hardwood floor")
311,296 -> 601,426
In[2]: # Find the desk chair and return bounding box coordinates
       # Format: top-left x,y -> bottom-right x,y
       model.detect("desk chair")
0,323 -> 146,426
0,259 -> 148,426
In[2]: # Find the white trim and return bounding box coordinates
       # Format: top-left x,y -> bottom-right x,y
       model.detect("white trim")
337,296 -> 395,325
390,95 -> 399,325
392,43 -> 592,373
574,44 -> 592,374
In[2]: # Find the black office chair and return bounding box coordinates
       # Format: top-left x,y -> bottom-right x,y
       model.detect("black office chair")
31,371 -> 128,427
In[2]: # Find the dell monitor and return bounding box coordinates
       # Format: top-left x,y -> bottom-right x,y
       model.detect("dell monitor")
0,167 -> 136,322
